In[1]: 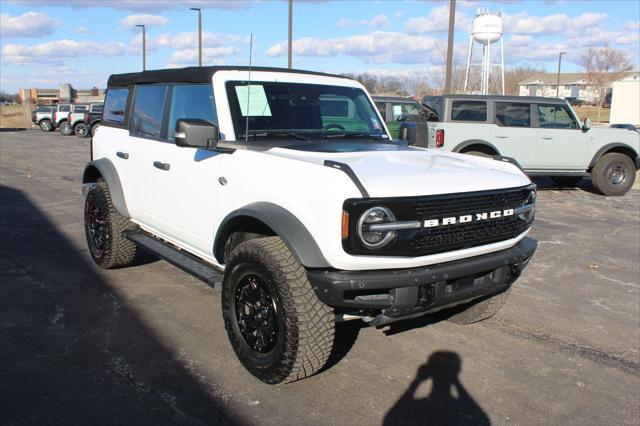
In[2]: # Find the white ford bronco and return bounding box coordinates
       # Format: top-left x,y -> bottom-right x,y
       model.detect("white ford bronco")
83,66 -> 537,384
415,95 -> 640,196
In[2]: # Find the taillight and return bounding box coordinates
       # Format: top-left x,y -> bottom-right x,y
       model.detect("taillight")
435,129 -> 444,148
67,112 -> 71,121
85,113 -> 89,122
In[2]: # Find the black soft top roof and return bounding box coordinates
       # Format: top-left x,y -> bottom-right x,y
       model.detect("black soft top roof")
107,66 -> 350,87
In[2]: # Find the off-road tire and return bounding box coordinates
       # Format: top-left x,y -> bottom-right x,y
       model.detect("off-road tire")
447,288 -> 511,324
39,119 -> 53,132
84,181 -> 137,269
551,176 -> 582,187
591,153 -> 636,196
74,122 -> 89,138
463,150 -> 493,158
59,122 -> 73,136
222,236 -> 335,384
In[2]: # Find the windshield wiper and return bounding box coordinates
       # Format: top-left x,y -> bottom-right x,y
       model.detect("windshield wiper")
320,132 -> 384,140
237,131 -> 309,141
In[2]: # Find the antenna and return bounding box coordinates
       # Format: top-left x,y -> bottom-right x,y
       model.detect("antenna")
244,33 -> 253,144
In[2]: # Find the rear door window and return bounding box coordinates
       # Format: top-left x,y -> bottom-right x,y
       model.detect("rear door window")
103,89 -> 129,124
451,101 -> 487,122
495,103 -> 531,127
73,105 -> 88,113
537,104 -> 578,129
91,104 -> 104,113
132,85 -> 168,138
58,105 -> 71,113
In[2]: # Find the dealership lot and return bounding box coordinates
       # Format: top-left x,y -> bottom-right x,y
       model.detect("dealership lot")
1,130 -> 639,425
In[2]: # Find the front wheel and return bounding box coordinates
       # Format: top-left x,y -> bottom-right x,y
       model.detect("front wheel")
463,150 -> 493,158
447,288 -> 511,324
59,122 -> 73,136
74,122 -> 89,137
591,153 -> 636,196
222,237 -> 335,384
39,119 -> 53,132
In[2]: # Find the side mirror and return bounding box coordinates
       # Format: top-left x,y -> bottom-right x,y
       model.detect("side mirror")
175,119 -> 219,149
398,121 -> 429,147
582,117 -> 592,131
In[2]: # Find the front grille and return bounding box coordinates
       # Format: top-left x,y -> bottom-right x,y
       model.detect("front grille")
409,187 -> 531,255
343,185 -> 534,257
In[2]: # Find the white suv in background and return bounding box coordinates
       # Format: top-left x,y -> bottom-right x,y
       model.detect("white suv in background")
83,66 -> 537,384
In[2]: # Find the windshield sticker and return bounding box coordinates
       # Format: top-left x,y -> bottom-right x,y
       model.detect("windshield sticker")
235,85 -> 272,117
371,117 -> 382,130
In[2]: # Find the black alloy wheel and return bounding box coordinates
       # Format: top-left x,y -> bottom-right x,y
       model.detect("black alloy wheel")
75,123 -> 89,137
85,194 -> 109,259
234,273 -> 279,354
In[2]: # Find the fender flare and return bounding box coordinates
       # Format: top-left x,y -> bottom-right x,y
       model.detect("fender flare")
214,202 -> 330,268
453,139 -> 501,155
81,158 -> 130,218
588,143 -> 639,169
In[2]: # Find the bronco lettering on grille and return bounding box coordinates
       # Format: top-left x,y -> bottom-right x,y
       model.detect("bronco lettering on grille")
424,209 -> 514,227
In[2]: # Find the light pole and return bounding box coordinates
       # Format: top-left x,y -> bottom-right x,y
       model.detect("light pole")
189,8 -> 202,66
556,51 -> 566,98
135,24 -> 146,71
444,0 -> 456,94
288,0 -> 293,69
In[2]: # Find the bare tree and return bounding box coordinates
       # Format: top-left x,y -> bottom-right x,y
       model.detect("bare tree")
581,45 -> 634,121
502,65 -> 544,95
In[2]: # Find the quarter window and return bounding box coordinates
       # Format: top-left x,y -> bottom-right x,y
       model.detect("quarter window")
495,103 -> 531,127
451,101 -> 487,122
167,84 -> 217,141
132,85 -> 168,138
103,89 -> 129,124
537,104 -> 578,129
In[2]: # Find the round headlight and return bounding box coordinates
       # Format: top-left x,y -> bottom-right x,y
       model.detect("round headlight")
357,206 -> 396,249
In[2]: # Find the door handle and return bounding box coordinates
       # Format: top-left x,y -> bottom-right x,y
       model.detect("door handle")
116,151 -> 129,159
541,137 -> 553,140
495,136 -> 508,139
153,161 -> 170,171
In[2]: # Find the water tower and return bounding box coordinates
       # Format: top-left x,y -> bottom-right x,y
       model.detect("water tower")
464,8 -> 505,95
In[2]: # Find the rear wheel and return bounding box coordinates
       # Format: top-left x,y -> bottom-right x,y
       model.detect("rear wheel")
551,176 -> 582,187
74,122 -> 89,137
222,237 -> 335,384
462,150 -> 494,158
39,119 -> 53,132
591,153 -> 636,196
84,181 -> 137,268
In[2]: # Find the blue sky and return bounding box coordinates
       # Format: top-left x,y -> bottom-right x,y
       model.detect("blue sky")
1,0 -> 638,92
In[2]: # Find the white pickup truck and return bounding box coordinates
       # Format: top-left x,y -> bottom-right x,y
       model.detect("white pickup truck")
408,95 -> 640,196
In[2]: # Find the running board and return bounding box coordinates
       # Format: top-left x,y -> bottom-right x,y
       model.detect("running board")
125,231 -> 223,290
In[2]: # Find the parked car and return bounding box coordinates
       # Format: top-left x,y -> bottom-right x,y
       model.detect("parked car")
83,66 -> 536,384
409,95 -> 640,196
53,104 -> 72,129
372,96 -> 426,140
32,105 -> 56,131
73,102 -> 103,137
59,104 -> 89,136
564,97 -> 585,107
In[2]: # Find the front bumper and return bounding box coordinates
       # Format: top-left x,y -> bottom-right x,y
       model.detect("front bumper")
307,237 -> 536,320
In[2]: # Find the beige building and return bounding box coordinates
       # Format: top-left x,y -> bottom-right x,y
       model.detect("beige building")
19,83 -> 105,105
610,73 -> 640,126
518,72 -> 636,103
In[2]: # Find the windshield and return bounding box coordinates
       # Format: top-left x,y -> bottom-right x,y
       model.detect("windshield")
226,81 -> 387,141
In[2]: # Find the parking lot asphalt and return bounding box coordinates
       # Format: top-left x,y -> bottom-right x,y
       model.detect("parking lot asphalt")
1,129 -> 639,426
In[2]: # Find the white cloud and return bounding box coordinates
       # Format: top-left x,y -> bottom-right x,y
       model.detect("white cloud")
358,14 -> 390,29
10,0 -> 250,12
119,14 -> 169,29
405,5 -> 469,34
502,11 -> 607,36
74,26 -> 90,34
168,46 -> 237,67
394,10 -> 405,19
152,31 -> 245,49
0,11 -> 60,38
2,39 -> 126,64
266,31 -> 442,65
336,18 -> 352,28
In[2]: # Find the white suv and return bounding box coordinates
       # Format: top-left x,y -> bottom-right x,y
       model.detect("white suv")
83,66 -> 537,384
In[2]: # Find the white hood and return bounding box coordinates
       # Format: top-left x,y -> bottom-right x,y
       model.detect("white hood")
268,147 -> 531,197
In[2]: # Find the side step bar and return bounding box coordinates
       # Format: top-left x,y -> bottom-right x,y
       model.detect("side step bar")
125,231 -> 223,290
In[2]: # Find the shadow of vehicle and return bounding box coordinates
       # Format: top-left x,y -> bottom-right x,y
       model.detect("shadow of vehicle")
0,128 -> 27,132
383,351 -> 490,426
532,176 -> 601,195
0,185 -> 239,424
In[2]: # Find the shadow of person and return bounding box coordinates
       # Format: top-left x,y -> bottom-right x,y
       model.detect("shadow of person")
383,351 -> 490,426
